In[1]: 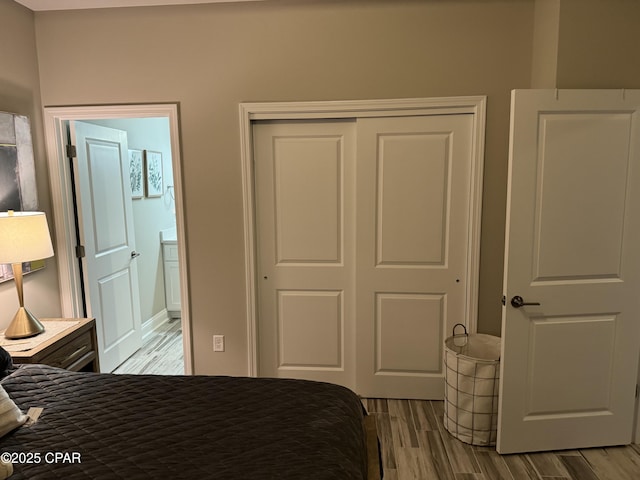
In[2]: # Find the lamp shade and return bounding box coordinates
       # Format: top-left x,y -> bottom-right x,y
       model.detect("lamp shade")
0,211 -> 54,264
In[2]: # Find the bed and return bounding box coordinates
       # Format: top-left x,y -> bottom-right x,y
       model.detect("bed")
0,364 -> 381,479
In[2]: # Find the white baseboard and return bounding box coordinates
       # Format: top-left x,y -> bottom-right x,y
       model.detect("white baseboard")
142,308 -> 171,342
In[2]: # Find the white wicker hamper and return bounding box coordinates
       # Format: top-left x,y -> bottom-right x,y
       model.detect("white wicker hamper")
443,324 -> 501,446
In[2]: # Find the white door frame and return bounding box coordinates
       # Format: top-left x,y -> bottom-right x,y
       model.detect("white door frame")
42,104 -> 192,374
239,96 -> 487,376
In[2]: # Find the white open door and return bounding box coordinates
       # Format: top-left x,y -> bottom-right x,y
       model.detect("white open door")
498,89 -> 640,453
71,121 -> 143,373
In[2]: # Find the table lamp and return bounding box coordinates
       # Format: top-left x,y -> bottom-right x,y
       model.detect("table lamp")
0,211 -> 54,339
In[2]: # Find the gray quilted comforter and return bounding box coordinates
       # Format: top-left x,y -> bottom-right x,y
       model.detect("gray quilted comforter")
0,365 -> 371,479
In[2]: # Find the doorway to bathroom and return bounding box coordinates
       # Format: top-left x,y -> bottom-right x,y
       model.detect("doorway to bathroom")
42,104 -> 190,374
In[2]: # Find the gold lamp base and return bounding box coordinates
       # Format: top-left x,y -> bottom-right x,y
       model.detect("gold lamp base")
4,307 -> 45,339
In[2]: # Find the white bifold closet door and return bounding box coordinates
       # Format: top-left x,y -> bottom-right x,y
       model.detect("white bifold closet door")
253,114 -> 474,399
254,119 -> 357,388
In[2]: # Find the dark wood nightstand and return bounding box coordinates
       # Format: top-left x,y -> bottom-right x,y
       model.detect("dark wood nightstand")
5,318 -> 100,373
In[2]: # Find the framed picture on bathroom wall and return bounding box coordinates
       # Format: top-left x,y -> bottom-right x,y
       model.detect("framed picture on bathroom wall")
144,150 -> 163,198
128,149 -> 144,199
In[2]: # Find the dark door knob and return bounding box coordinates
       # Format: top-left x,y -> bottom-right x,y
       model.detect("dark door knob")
510,295 -> 541,308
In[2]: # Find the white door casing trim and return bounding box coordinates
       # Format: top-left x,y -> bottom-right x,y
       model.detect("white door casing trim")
239,96 -> 487,376
42,104 -> 193,374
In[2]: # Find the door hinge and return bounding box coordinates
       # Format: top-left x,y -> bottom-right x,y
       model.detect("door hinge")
636,384 -> 639,399
75,245 -> 85,259
66,144 -> 77,158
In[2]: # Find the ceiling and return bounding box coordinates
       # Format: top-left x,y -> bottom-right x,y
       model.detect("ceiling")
14,0 -> 264,11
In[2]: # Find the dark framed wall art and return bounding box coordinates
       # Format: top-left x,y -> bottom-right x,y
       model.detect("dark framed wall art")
0,112 -> 43,283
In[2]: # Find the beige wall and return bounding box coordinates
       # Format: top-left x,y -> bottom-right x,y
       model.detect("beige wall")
26,0 -> 535,375
530,0 -> 560,88
556,0 -> 640,88
0,0 -> 61,326
530,0 -> 640,90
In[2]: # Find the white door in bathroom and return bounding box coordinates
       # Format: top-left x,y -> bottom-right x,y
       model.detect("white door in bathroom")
70,121 -> 143,373
498,89 -> 640,453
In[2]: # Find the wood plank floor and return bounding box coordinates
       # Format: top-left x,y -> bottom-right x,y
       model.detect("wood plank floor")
362,398 -> 640,480
112,317 -> 184,375
112,326 -> 640,479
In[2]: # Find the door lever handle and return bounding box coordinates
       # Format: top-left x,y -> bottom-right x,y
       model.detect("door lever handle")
510,295 -> 540,308
131,251 -> 141,259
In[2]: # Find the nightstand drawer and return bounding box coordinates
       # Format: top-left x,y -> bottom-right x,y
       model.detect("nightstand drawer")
45,331 -> 95,370
7,318 -> 100,373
